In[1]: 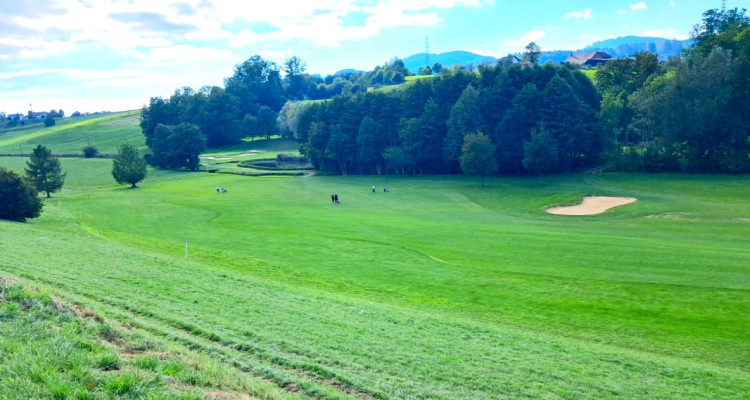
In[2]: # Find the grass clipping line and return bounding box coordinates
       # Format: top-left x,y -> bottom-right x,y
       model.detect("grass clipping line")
546,196 -> 637,215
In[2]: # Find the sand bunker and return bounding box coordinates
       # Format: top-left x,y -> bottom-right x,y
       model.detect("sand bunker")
546,196 -> 637,215
201,156 -> 232,160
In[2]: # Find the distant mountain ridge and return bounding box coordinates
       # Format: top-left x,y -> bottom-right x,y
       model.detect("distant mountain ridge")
402,51 -> 497,74
386,36 -> 694,74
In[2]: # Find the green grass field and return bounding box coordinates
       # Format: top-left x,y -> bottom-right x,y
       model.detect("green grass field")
0,129 -> 748,398
0,112 -> 142,155
581,69 -> 597,83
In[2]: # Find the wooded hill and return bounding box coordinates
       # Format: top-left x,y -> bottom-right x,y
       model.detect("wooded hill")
140,8 -> 750,175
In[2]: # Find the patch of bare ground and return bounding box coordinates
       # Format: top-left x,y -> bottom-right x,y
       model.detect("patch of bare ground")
547,196 -> 636,215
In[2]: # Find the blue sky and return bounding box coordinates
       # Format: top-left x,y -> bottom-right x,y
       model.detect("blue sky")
0,0 -> 747,114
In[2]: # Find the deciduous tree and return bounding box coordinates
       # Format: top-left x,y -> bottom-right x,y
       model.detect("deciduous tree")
150,123 -> 206,171
459,132 -> 497,185
112,144 -> 147,188
522,42 -> 541,65
523,125 -> 559,182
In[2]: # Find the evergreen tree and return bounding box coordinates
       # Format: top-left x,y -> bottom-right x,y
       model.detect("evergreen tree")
112,144 -> 147,188
0,167 -> 43,222
25,145 -> 65,198
357,116 -> 386,174
459,132 -> 497,185
444,85 -> 481,169
495,83 -> 540,173
44,115 -> 55,127
539,74 -> 599,170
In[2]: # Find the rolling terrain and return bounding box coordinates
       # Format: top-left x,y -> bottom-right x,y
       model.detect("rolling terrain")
0,114 -> 748,399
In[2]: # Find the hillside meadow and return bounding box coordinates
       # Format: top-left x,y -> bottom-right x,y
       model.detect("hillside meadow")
1,126 -> 748,399
0,112 -> 142,155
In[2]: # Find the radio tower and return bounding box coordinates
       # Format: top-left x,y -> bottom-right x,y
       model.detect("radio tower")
425,37 -> 429,67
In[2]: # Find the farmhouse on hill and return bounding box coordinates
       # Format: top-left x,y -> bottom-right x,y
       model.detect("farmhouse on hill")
564,51 -> 612,67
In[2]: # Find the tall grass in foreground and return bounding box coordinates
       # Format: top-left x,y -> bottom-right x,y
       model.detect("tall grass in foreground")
0,278 -> 301,400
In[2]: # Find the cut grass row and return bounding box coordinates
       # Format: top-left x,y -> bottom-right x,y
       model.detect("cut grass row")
1,169 -> 747,398
0,278 -> 298,400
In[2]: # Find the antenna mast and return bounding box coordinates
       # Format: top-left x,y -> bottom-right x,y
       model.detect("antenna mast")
723,0 -> 726,11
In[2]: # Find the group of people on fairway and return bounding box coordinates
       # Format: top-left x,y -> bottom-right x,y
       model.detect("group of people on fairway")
331,185 -> 389,205
216,185 -> 227,193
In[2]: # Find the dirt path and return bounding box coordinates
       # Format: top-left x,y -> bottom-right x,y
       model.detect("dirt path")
546,196 -> 636,215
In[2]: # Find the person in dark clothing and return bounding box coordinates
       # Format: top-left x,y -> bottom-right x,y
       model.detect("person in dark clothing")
331,194 -> 335,203
334,194 -> 339,203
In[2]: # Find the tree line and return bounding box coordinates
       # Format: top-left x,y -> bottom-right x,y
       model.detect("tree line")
598,7 -> 750,173
139,7 -> 749,174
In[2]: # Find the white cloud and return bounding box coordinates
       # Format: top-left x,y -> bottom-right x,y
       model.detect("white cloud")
669,0 -> 675,6
630,2 -> 647,11
641,28 -> 689,40
137,45 -> 233,67
565,9 -> 592,19
503,29 -> 547,47
1,0 -> 496,59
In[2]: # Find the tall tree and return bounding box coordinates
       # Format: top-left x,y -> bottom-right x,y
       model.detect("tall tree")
495,83 -> 540,173
630,47 -> 749,172
357,116 -> 386,174
25,145 -> 65,198
325,124 -> 357,175
0,167 -> 43,222
383,146 -> 412,175
459,132 -> 497,185
256,106 -> 279,140
283,56 -> 309,100
522,42 -> 541,65
691,7 -> 750,55
195,87 -> 242,148
225,55 -> 286,113
112,144 -> 147,188
150,123 -> 207,171
539,74 -> 599,170
523,125 -> 559,182
444,85 -> 481,169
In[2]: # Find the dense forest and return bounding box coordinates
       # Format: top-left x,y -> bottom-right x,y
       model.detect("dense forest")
141,8 -> 750,174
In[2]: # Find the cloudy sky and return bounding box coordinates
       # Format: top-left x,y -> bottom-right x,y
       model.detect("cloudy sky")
0,0 -> 745,114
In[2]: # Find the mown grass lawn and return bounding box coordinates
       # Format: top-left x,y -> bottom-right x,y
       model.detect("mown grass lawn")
1,156 -> 747,399
0,112 -> 142,154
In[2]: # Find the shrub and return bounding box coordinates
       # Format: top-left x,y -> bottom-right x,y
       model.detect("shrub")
44,115 -> 55,127
0,167 -> 43,222
276,153 -> 309,163
82,146 -> 98,158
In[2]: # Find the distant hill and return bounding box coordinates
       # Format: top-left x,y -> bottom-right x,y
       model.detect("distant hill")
333,68 -> 364,76
335,36 -> 695,75
583,36 -> 693,60
403,51 -> 497,74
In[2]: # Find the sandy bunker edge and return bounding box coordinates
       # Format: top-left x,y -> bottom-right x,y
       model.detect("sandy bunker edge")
546,196 -> 637,216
